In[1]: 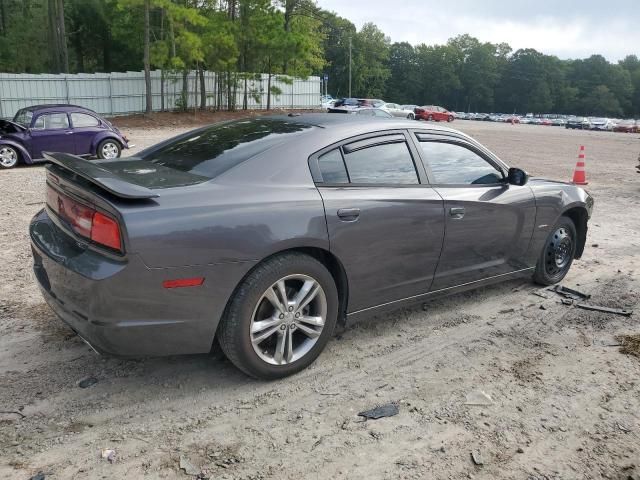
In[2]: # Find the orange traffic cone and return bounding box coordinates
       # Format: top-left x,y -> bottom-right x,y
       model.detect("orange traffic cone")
572,146 -> 588,185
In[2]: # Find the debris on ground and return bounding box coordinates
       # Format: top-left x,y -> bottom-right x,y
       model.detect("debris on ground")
498,308 -> 515,314
357,403 -> 399,420
179,455 -> 200,476
29,473 -> 46,480
561,298 -> 574,306
532,289 -> 550,299
101,448 -> 116,463
616,334 -> 640,358
464,390 -> 493,406
575,303 -> 633,317
471,450 -> 485,465
78,377 -> 98,388
551,285 -> 591,300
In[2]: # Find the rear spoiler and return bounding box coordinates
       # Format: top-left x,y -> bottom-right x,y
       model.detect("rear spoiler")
43,152 -> 159,199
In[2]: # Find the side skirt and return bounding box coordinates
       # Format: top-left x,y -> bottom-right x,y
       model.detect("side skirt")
345,267 -> 534,326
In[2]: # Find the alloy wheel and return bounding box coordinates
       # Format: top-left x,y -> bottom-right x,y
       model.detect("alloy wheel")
0,146 -> 18,168
250,274 -> 327,366
101,142 -> 119,159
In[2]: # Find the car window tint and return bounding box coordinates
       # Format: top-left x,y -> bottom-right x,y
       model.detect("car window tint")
318,149 -> 349,183
34,113 -> 69,130
418,141 -> 503,185
344,141 -> 418,184
138,118 -> 313,180
71,113 -> 100,127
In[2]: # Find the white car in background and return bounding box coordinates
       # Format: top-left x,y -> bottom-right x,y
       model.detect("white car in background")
321,95 -> 335,109
380,102 -> 415,119
589,118 -> 615,131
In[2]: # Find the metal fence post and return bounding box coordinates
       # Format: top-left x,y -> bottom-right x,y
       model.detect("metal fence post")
64,76 -> 70,104
108,75 -> 114,115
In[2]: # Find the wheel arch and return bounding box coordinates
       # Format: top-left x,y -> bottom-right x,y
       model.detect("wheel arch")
561,206 -> 589,259
214,246 -> 350,347
0,141 -> 32,164
91,133 -> 123,155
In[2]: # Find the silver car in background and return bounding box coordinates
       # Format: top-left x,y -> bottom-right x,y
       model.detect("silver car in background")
381,103 -> 416,119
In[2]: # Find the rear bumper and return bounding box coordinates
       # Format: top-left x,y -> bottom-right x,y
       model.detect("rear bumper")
30,209 -> 254,357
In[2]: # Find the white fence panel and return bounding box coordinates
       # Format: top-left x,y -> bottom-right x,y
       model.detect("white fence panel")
0,70 -> 321,119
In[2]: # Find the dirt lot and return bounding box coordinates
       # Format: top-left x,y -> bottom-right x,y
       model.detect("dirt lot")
1,115 -> 639,480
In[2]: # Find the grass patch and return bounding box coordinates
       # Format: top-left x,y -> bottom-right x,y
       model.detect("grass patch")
616,334 -> 640,358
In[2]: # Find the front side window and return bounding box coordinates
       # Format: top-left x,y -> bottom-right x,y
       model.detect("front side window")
418,141 -> 503,185
33,113 -> 70,130
13,109 -> 33,127
343,141 -> 418,184
71,113 -> 100,128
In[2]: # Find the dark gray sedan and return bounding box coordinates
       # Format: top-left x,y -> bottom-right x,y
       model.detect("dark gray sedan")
30,114 -> 593,379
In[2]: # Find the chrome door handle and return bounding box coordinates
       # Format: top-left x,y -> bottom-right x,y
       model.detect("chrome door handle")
449,207 -> 465,219
337,208 -> 360,221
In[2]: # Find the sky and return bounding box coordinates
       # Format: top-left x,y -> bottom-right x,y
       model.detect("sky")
316,0 -> 639,62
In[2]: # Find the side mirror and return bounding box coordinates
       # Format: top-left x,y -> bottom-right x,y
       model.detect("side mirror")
507,167 -> 528,186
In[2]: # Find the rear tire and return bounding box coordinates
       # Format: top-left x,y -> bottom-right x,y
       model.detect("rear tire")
407,113 -> 414,120
218,253 -> 338,379
427,114 -> 434,121
0,145 -> 19,169
533,216 -> 577,285
447,115 -> 454,122
97,139 -> 121,159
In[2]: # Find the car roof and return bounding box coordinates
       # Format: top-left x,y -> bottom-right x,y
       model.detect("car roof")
268,113 -> 459,134
19,104 -> 97,114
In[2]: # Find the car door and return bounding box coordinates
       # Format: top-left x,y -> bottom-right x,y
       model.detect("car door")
29,112 -> 74,159
412,132 -> 536,291
310,132 -> 445,313
70,112 -> 102,155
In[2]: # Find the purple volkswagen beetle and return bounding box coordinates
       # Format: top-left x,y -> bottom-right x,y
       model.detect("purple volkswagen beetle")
0,104 -> 130,169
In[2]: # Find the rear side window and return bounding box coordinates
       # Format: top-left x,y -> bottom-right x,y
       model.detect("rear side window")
71,113 -> 100,127
343,141 -> 418,184
318,149 -> 349,183
418,141 -> 503,185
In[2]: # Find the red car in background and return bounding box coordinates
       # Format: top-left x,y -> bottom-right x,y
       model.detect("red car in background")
613,120 -> 639,133
414,105 -> 455,122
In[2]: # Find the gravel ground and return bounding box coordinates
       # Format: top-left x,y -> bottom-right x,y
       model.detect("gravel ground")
1,117 -> 639,480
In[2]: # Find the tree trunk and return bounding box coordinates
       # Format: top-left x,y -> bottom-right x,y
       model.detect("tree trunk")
0,0 -> 7,36
47,0 -> 60,72
283,0 -> 295,73
181,69 -> 188,111
143,0 -> 152,114
56,0 -> 68,73
160,69 -> 165,112
199,68 -> 206,110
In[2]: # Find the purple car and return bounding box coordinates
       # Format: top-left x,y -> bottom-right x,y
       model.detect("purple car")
0,104 -> 130,169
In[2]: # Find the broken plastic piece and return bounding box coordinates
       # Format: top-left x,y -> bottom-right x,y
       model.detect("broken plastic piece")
575,303 -> 632,317
357,403 -> 399,420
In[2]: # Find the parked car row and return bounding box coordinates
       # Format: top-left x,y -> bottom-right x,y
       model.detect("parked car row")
326,97 -> 455,123
453,111 -> 639,132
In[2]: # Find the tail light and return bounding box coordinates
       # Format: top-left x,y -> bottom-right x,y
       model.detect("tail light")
46,184 -> 123,253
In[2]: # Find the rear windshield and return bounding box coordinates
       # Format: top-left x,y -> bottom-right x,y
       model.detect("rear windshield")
132,118 -> 313,184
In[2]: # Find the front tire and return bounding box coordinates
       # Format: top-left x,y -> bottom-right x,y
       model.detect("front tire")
97,139 -> 121,159
218,253 -> 338,379
407,113 -> 415,120
0,145 -> 19,169
533,216 -> 577,285
427,114 -> 434,121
